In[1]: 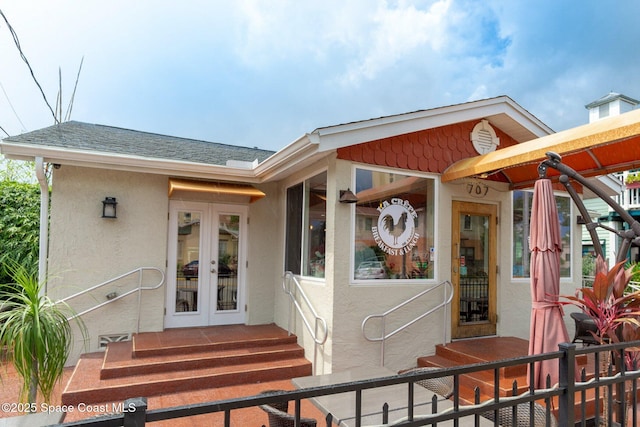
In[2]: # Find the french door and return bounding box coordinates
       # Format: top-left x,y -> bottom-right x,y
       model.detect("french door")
165,201 -> 247,328
451,201 -> 497,339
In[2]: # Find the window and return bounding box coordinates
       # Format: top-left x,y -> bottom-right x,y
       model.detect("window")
285,184 -> 303,274
353,168 -> 435,281
599,103 -> 610,119
512,190 -> 571,278
285,172 -> 327,277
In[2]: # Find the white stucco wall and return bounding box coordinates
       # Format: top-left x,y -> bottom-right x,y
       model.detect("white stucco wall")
330,162 -> 446,373
245,181 -> 281,325
272,155 -> 337,375
304,161 -> 584,374
47,166 -> 168,364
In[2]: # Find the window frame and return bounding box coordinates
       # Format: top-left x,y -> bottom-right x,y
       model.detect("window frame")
511,189 -> 573,282
284,169 -> 328,279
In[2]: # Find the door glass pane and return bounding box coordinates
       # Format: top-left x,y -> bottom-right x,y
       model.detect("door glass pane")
176,211 -> 200,312
458,214 -> 489,324
217,214 -> 239,311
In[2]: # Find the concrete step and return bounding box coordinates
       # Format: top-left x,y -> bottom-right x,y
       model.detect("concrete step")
61,324 -> 312,406
132,330 -> 299,358
101,340 -> 305,379
417,354 -> 529,399
416,337 -> 598,421
62,354 -> 311,406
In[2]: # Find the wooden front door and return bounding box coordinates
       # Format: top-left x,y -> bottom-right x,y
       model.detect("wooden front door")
451,201 -> 497,339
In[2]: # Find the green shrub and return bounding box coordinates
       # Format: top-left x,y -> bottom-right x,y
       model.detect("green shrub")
0,181 -> 42,285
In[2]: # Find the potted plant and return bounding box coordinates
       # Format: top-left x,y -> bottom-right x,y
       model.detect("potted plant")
0,261 -> 86,408
625,172 -> 640,189
561,255 -> 640,425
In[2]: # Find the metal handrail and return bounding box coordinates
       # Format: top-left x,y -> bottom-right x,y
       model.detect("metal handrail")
59,267 -> 165,333
282,271 -> 328,375
362,280 -> 453,366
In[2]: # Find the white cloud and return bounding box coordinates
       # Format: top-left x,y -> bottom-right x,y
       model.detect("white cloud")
2,0 -> 640,150
467,85 -> 489,102
340,0 -> 453,85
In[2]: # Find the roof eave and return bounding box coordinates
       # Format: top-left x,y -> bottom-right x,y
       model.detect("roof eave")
0,143 -> 261,183
310,96 -> 553,151
253,133 -> 329,182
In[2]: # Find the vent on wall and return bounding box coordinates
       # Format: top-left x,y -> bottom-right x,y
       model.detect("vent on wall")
99,334 -> 131,348
470,119 -> 500,155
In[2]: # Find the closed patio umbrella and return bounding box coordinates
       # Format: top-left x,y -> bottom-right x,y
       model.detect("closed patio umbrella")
527,178 -> 571,388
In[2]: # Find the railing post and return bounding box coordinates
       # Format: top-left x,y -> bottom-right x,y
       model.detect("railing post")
443,281 -> 449,346
123,397 -> 147,427
380,316 -> 385,367
284,273 -> 293,337
137,268 -> 143,333
558,343 -> 575,427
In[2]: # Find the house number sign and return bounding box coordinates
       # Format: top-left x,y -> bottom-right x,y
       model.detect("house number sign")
466,182 -> 489,198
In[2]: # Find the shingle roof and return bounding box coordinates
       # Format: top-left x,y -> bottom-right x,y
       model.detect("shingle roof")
2,121 -> 275,166
585,92 -> 640,109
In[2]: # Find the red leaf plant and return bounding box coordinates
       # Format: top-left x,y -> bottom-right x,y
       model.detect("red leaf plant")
561,256 -> 640,369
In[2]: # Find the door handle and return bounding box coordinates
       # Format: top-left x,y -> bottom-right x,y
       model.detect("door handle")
211,268 -> 217,273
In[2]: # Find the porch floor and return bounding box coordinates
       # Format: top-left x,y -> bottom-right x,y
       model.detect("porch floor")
0,363 -> 321,426
0,328 -> 624,426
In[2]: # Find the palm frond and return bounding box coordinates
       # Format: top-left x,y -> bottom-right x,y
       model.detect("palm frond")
0,260 -> 84,404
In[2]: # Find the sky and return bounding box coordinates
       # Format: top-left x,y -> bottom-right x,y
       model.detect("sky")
1,0 -> 640,152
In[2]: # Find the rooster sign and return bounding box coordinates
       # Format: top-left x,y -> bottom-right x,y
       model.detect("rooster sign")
371,198 -> 419,256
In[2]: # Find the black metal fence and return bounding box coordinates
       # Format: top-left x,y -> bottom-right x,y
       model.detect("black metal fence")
49,340 -> 640,427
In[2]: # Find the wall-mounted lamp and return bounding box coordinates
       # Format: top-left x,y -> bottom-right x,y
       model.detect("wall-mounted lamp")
102,197 -> 118,219
339,188 -> 358,204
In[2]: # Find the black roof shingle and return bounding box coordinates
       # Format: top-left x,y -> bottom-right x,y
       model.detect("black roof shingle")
3,121 -> 275,166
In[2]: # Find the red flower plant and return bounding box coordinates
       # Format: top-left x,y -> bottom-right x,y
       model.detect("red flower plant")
561,256 -> 640,368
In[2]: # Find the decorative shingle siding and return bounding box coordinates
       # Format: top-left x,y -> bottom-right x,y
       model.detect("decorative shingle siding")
337,121 -> 519,177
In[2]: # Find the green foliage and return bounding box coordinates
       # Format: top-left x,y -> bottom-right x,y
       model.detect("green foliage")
626,262 -> 640,282
0,180 -> 41,284
625,171 -> 640,185
0,157 -> 37,184
582,255 -> 596,287
0,261 -> 84,405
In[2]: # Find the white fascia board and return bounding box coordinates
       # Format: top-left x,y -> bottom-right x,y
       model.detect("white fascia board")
253,133 -> 324,182
0,143 -> 262,183
311,97 -> 552,151
498,96 -> 553,135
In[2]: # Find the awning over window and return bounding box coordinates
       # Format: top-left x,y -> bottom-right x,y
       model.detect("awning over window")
441,108 -> 640,188
168,178 -> 265,202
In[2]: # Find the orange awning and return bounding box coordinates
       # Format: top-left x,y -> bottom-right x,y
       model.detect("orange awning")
168,178 -> 265,202
441,108 -> 640,188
